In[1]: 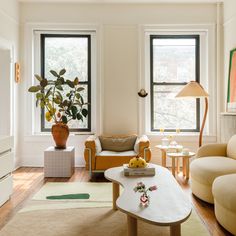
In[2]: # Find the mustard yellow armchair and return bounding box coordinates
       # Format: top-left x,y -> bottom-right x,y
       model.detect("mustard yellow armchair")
84,134 -> 151,177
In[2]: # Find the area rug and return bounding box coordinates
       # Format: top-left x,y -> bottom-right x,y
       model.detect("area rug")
0,207 -> 209,236
33,182 -> 113,202
0,182 -> 210,236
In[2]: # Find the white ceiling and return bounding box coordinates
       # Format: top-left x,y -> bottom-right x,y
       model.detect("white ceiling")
18,0 -> 223,3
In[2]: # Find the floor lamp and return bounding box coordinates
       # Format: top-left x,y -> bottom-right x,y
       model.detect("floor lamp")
175,81 -> 209,147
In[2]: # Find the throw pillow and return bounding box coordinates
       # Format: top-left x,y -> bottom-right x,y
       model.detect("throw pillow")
95,137 -> 102,153
99,135 -> 137,152
134,137 -> 140,154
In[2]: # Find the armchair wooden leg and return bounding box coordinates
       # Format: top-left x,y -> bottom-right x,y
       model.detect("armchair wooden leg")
87,147 -> 93,179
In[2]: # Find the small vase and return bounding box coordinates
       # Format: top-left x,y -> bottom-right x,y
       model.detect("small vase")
140,193 -> 150,207
51,123 -> 69,149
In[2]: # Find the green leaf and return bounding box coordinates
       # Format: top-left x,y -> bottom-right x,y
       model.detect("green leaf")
59,69 -> 66,76
55,80 -> 62,86
28,85 -> 41,93
65,110 -> 72,116
82,108 -> 88,117
76,113 -> 83,121
45,87 -> 53,98
71,106 -> 78,116
75,93 -> 81,100
35,74 -> 43,82
66,80 -> 75,88
40,79 -> 48,87
54,98 -> 61,104
57,77 -> 65,85
40,101 -> 45,108
62,100 -> 69,107
61,115 -> 68,124
74,77 -> 79,85
56,91 -> 63,101
50,70 -> 59,78
56,85 -> 63,91
80,96 -> 84,105
77,87 -> 85,92
67,101 -> 72,109
36,93 -> 43,99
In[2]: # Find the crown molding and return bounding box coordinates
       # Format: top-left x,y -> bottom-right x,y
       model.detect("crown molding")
18,0 -> 223,4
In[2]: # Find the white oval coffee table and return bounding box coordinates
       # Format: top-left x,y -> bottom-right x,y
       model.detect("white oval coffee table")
105,164 -> 191,236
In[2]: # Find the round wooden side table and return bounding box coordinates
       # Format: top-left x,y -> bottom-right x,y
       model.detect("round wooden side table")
166,152 -> 195,179
156,145 -> 183,167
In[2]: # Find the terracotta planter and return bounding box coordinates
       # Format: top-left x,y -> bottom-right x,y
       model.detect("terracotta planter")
51,123 -> 69,149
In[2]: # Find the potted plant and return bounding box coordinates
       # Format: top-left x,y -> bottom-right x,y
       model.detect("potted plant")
28,68 -> 88,149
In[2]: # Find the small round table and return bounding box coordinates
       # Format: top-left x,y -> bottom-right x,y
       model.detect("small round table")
156,145 -> 183,167
166,152 -> 195,179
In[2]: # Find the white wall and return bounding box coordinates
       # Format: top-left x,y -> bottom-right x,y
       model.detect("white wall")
0,0 -> 20,168
19,2 -> 220,167
223,0 -> 236,105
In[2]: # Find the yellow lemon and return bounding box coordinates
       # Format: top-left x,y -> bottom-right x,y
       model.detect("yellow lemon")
45,111 -> 52,122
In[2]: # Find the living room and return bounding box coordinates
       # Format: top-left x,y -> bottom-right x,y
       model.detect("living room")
0,0 -> 235,235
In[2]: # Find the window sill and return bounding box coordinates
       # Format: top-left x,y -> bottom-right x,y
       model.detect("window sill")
24,132 -> 94,142
146,133 -> 217,143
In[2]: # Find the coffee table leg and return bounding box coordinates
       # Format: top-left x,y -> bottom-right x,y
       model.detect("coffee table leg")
170,224 -> 181,236
162,151 -> 167,167
171,157 -> 176,177
127,215 -> 137,236
112,182 -> 120,210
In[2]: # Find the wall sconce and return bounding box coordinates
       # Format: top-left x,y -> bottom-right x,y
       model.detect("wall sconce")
138,89 -> 148,97
15,63 -> 20,83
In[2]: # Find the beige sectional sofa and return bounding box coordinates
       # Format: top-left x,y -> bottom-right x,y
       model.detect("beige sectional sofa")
212,174 -> 236,235
190,135 -> 236,235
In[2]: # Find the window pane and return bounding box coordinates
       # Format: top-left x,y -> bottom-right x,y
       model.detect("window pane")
41,35 -> 91,131
153,38 -> 196,83
153,85 -> 197,130
44,37 -> 88,82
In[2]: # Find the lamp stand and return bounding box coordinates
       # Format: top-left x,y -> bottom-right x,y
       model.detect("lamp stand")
199,97 -> 208,147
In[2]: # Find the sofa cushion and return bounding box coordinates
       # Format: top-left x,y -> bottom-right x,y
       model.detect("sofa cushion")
213,174 -> 236,211
99,135 -> 137,152
97,150 -> 137,156
190,157 -> 236,186
227,135 -> 236,160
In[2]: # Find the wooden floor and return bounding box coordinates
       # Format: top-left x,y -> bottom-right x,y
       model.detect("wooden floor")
0,167 -> 233,236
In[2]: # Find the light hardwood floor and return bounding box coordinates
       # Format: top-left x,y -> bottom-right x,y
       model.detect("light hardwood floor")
0,167 -> 233,236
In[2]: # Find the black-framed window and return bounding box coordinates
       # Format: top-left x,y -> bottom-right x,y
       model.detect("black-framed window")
40,34 -> 91,132
150,35 -> 200,132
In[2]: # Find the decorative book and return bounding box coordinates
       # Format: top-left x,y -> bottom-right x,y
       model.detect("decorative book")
123,164 -> 156,176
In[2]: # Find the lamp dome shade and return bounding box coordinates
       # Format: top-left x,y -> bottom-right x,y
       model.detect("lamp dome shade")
175,81 -> 209,98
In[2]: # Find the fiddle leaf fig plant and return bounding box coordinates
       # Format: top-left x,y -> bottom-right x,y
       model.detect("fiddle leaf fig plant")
28,69 -> 88,125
